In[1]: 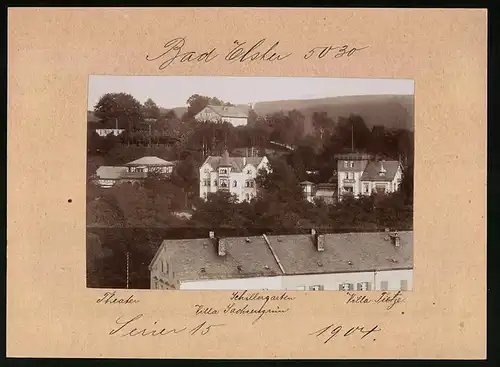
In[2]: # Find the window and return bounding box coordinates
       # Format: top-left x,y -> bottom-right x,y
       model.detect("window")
364,184 -> 369,194
203,179 -> 210,187
233,180 -> 237,187
310,285 -> 324,291
357,282 -> 371,291
344,161 -> 348,168
213,180 -> 218,187
350,161 -> 354,168
339,283 -> 354,291
297,285 -> 306,290
204,168 -> 210,173
245,193 -> 250,201
220,179 -> 228,188
245,179 -> 254,188
345,172 -> 349,180
203,192 -> 207,199
380,281 -> 389,291
219,168 -> 228,174
246,169 -> 252,174
161,261 -> 164,273
400,280 -> 408,291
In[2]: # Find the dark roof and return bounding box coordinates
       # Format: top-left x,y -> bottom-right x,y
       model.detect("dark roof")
203,155 -> 266,173
206,105 -> 249,119
151,236 -> 281,282
151,231 -> 413,282
360,161 -> 401,182
267,231 -> 413,274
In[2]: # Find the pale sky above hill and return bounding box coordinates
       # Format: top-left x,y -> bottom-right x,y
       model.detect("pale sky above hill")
88,76 -> 414,110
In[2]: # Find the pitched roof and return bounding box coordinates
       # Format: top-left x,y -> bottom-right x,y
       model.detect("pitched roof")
203,155 -> 265,173
151,231 -> 413,282
360,160 -> 401,182
125,156 -> 175,166
95,166 -> 128,179
207,105 -> 249,119
151,236 -> 282,282
267,231 -> 412,274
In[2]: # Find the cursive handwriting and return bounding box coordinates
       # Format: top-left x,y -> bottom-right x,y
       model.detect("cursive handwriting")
304,44 -> 369,60
345,291 -> 406,310
309,323 -> 381,344
145,37 -> 219,70
109,313 -> 225,337
146,37 -> 368,69
225,39 -> 291,63
96,291 -> 139,305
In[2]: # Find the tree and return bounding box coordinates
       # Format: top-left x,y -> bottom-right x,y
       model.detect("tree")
94,93 -> 144,133
312,111 -> 335,141
142,98 -> 161,120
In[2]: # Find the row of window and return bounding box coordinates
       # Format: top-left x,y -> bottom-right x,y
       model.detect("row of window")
344,161 -> 355,168
202,192 -> 255,201
204,168 -> 254,175
296,280 -> 409,291
202,179 -> 255,188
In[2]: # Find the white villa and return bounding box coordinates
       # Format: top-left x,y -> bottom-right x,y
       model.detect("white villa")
336,153 -> 403,200
149,229 -> 413,291
93,156 -> 175,188
199,150 -> 270,202
194,105 -> 250,127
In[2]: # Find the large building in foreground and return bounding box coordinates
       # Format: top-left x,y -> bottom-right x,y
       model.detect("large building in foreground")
149,230 -> 413,291
199,150 -> 270,202
336,153 -> 403,200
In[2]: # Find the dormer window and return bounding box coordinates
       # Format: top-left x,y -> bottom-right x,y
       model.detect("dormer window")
350,161 -> 354,168
219,168 -> 228,174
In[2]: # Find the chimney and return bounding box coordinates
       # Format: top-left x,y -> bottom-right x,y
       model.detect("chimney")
217,237 -> 227,256
392,231 -> 400,247
316,234 -> 325,252
209,231 -> 215,239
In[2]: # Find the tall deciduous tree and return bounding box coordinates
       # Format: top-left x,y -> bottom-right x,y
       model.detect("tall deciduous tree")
142,98 -> 161,120
94,93 -> 144,132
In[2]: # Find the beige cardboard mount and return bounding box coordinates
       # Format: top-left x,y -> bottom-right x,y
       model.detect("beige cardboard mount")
7,8 -> 486,359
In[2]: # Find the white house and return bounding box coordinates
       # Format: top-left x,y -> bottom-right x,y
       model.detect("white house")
199,150 -> 270,202
194,105 -> 249,127
125,156 -> 175,176
149,229 -> 413,291
336,153 -> 403,200
95,128 -> 125,137
92,156 -> 175,188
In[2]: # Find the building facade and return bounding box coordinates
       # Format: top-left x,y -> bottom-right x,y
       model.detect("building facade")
336,153 -> 403,200
149,230 -> 413,291
199,150 -> 270,202
93,156 -> 175,188
194,105 -> 249,127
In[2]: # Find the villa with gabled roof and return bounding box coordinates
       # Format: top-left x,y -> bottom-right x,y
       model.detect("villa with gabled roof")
199,150 -> 270,202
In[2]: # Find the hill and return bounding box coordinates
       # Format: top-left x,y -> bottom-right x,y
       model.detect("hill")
253,94 -> 414,133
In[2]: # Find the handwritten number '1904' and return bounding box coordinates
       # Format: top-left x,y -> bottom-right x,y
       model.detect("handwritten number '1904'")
309,323 -> 381,344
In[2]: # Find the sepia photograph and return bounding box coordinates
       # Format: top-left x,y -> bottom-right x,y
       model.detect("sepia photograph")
86,76 -> 414,291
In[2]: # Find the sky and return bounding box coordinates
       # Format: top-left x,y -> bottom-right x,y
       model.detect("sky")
88,76 -> 414,110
